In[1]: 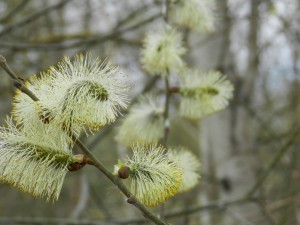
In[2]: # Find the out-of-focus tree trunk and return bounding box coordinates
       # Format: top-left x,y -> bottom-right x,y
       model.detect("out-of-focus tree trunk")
197,0 -> 270,224
195,0 -> 233,223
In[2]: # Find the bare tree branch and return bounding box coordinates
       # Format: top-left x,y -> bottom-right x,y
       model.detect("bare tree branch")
0,0 -> 31,23
0,197 -> 256,225
0,0 -> 74,38
247,129 -> 300,196
0,13 -> 160,51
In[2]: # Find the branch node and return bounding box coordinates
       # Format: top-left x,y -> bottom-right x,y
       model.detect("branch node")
118,166 -> 130,179
68,154 -> 89,172
13,79 -> 22,89
127,196 -> 136,204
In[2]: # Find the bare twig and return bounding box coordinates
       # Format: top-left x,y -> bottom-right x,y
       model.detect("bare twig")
0,198 -> 256,225
114,4 -> 153,30
160,0 -> 171,219
225,208 -> 256,225
0,0 -> 74,38
0,13 -> 161,51
0,56 -> 38,101
158,78 -> 171,221
164,197 -> 255,219
162,76 -> 171,147
0,55 -> 168,225
256,200 -> 278,225
0,197 -> 256,225
247,129 -> 300,196
0,0 -> 31,23
74,138 -> 168,225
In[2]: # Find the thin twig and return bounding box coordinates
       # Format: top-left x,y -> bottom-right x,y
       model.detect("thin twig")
159,70 -> 171,221
157,78 -> 169,223
225,208 -> 256,225
0,56 -> 38,101
74,138 -> 168,225
0,197 -> 255,225
0,55 -> 168,225
115,4 -> 152,30
0,0 -> 31,23
0,0 -> 74,38
162,76 -> 171,147
247,129 -> 300,196
164,197 -> 255,219
160,0 -> 171,219
256,200 -> 278,225
0,13 -> 161,51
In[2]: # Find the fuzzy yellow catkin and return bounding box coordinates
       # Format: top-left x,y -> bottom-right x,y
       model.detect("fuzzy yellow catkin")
115,143 -> 183,207
13,53 -> 130,134
169,147 -> 201,192
179,68 -> 234,119
169,0 -> 216,33
115,94 -> 164,146
141,28 -> 186,77
0,118 -> 73,201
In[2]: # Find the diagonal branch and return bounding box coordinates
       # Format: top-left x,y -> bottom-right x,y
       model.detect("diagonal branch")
0,0 -> 31,23
0,55 -> 168,225
247,128 -> 300,196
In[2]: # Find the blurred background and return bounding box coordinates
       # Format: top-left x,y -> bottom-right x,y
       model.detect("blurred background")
0,0 -> 299,224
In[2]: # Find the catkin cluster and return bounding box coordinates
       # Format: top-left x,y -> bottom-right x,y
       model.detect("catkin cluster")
0,54 -> 130,201
113,0 -> 233,207
0,0 -> 234,210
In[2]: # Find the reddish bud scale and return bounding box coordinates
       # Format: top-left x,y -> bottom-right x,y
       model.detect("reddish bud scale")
118,166 -> 130,179
127,196 -> 135,204
68,155 -> 88,172
68,162 -> 86,171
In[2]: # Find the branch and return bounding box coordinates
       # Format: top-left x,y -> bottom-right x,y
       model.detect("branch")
0,0 -> 74,38
0,13 -> 161,51
0,0 -> 31,23
114,3 -> 153,30
0,56 -> 168,225
0,197 -> 256,225
164,197 -> 254,219
247,128 -> 300,196
159,76 -> 171,219
162,76 -> 171,147
225,208 -> 256,225
74,139 -> 168,225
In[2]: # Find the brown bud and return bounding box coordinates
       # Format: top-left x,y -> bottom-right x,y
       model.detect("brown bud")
127,196 -> 135,204
68,155 -> 88,172
68,162 -> 86,171
118,166 -> 130,179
